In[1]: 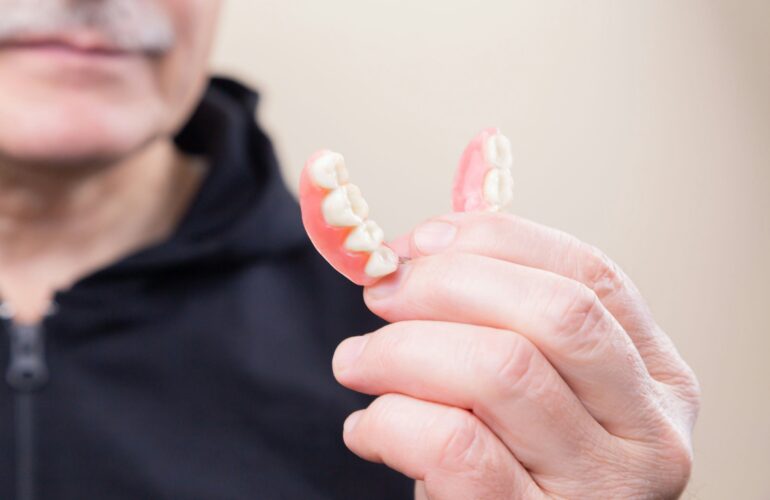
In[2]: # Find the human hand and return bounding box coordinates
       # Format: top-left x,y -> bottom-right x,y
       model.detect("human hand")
332,211 -> 700,499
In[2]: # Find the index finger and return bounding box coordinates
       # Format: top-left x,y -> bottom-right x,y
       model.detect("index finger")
391,211 -> 690,386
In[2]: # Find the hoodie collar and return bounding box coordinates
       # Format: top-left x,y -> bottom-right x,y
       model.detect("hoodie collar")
63,77 -> 308,288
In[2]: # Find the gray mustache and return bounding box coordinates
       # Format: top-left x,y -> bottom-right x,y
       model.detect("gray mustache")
0,0 -> 175,53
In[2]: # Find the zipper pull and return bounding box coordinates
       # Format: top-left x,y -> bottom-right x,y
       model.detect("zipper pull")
6,323 -> 49,392
1,302 -> 50,393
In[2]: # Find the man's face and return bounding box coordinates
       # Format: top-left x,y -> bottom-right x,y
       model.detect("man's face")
0,0 -> 222,169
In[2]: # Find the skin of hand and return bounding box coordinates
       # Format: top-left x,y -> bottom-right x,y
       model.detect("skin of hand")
332,211 -> 700,499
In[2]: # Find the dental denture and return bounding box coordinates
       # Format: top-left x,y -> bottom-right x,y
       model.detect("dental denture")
299,151 -> 399,286
452,127 -> 514,213
299,129 -> 514,286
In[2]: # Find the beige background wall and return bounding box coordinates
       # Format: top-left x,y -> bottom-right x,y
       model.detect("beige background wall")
210,1 -> 770,498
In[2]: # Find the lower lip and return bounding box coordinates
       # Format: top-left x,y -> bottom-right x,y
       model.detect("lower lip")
0,42 -> 139,66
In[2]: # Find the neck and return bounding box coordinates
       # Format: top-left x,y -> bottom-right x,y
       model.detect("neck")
0,139 -> 206,324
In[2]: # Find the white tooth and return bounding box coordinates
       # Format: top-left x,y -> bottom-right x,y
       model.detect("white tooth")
321,184 -> 370,227
365,246 -> 399,278
345,220 -> 385,252
483,167 -> 514,209
345,184 -> 369,220
309,152 -> 350,189
484,133 -> 513,169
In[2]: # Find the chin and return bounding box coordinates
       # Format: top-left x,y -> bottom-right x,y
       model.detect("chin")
0,96 -> 168,170
0,60 -> 171,170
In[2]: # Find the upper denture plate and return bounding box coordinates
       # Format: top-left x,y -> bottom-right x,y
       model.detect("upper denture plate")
484,133 -> 513,169
310,152 -> 350,189
483,167 -> 514,209
345,220 -> 385,252
365,246 -> 399,278
322,184 -> 370,227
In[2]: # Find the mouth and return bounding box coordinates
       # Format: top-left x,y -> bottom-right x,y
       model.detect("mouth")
0,31 -> 143,61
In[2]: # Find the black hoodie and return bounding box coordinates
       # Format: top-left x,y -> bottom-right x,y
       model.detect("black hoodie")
0,78 -> 413,500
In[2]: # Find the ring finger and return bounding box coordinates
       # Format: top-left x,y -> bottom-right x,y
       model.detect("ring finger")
334,320 -> 613,476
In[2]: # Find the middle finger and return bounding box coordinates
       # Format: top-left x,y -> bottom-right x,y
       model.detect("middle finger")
363,252 -> 663,439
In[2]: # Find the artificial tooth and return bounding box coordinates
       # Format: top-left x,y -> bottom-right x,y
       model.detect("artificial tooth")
484,133 -> 513,169
310,152 -> 350,189
321,184 -> 370,227
365,246 -> 399,278
345,220 -> 385,252
483,167 -> 514,209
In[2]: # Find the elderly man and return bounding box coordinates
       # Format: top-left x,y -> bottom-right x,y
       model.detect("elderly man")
0,1 -> 700,499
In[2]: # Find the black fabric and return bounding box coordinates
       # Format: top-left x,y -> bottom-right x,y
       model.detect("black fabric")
0,77 -> 413,499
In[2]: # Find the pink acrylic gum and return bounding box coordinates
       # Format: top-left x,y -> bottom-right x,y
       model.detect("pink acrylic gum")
299,150 -> 398,287
299,129 -> 513,286
452,127 -> 514,213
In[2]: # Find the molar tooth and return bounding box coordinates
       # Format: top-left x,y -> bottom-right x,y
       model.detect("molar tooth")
483,167 -> 514,210
345,220 -> 385,252
322,184 -> 370,227
484,133 -> 513,169
310,152 -> 350,189
365,246 -> 399,278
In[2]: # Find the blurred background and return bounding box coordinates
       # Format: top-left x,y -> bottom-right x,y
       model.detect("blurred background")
210,1 -> 769,498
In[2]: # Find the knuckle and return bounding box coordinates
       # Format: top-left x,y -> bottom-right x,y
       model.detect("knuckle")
687,373 -> 702,413
669,438 -> 695,482
650,424 -> 695,495
425,409 -> 512,499
646,341 -> 702,420
579,243 -> 625,299
550,279 -> 604,341
486,336 -> 539,397
667,436 -> 695,489
670,364 -> 702,427
485,337 -> 561,411
623,396 -> 697,496
595,421 -> 694,498
677,364 -> 702,409
435,408 -> 484,471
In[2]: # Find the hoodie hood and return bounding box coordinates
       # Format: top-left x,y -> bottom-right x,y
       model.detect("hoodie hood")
48,78 -> 312,324
79,77 -> 308,279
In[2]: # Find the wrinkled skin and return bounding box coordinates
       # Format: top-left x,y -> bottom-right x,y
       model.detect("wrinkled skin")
334,211 -> 700,499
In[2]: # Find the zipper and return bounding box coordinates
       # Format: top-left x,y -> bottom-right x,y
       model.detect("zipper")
1,301 -> 52,500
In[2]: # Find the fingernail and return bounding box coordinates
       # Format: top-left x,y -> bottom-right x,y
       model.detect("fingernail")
344,410 -> 363,435
366,263 -> 411,300
413,220 -> 457,254
333,335 -> 368,372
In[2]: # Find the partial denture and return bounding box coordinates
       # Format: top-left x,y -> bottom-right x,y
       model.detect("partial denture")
299,129 -> 514,286
299,151 -> 399,286
452,127 -> 514,212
